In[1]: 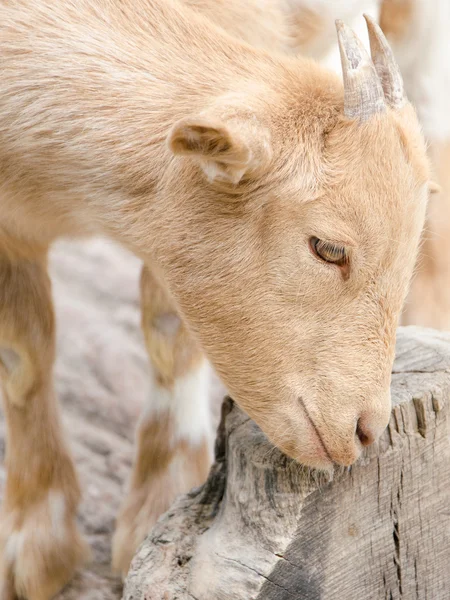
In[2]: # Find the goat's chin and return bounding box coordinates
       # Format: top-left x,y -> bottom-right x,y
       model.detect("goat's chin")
252,421 -> 332,470
273,435 -> 335,472
260,409 -> 336,472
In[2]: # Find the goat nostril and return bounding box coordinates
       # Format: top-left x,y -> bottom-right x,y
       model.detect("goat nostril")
356,420 -> 375,447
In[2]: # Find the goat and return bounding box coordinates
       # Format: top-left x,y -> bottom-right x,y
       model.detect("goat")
291,0 -> 450,330
0,0 -> 431,596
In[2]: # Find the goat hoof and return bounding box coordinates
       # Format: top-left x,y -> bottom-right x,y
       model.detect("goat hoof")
0,491 -> 89,600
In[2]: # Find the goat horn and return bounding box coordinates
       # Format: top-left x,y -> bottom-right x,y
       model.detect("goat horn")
364,14 -> 406,109
336,20 -> 385,121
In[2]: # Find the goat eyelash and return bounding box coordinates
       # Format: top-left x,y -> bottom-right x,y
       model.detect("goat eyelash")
310,237 -> 348,267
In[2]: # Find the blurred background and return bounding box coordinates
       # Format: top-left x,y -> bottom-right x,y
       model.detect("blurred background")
291,0 -> 450,330
0,1 -> 449,597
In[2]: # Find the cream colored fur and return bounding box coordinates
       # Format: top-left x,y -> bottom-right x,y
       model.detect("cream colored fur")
0,0 -> 431,595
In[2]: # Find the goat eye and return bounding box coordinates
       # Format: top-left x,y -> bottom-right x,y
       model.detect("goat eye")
310,237 -> 348,267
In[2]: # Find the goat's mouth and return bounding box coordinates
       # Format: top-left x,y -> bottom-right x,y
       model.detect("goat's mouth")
297,396 -> 334,467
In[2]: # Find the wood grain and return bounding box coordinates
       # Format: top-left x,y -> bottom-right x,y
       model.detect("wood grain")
125,327 -> 450,600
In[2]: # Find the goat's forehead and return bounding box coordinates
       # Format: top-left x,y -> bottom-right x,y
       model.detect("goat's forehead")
276,117 -> 423,189
284,136 -> 423,210
321,169 -> 426,239
276,142 -> 428,248
324,111 -> 428,183
321,122 -> 427,210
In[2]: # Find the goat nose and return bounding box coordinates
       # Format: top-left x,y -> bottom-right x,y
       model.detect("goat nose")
356,418 -> 377,447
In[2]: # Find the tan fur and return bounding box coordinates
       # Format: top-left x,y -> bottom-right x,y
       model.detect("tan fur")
140,265 -> 204,386
111,264 -> 211,575
112,414 -> 210,574
0,0 -> 431,595
0,249 -> 88,598
182,0 -> 292,53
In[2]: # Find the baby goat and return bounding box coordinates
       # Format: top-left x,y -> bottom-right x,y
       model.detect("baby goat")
0,0 -> 430,597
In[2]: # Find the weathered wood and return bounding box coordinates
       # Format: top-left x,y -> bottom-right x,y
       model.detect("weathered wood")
124,327 -> 450,600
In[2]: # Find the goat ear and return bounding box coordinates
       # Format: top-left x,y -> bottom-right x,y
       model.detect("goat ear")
168,115 -> 271,184
428,180 -> 442,195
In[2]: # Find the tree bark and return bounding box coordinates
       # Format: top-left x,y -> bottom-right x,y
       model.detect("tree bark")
124,327 -> 450,600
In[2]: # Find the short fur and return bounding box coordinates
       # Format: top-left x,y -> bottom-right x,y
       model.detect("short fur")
0,0 -> 430,595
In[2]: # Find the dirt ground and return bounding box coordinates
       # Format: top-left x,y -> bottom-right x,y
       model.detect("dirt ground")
0,238 -> 224,599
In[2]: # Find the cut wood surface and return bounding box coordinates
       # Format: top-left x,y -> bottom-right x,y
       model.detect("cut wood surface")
125,328 -> 450,600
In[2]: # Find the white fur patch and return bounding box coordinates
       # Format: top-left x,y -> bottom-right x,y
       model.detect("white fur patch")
202,160 -> 245,185
4,529 -> 24,566
48,490 -> 67,535
4,490 -> 67,563
144,359 -> 212,445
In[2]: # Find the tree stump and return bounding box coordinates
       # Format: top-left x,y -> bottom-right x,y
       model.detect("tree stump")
124,327 -> 450,600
